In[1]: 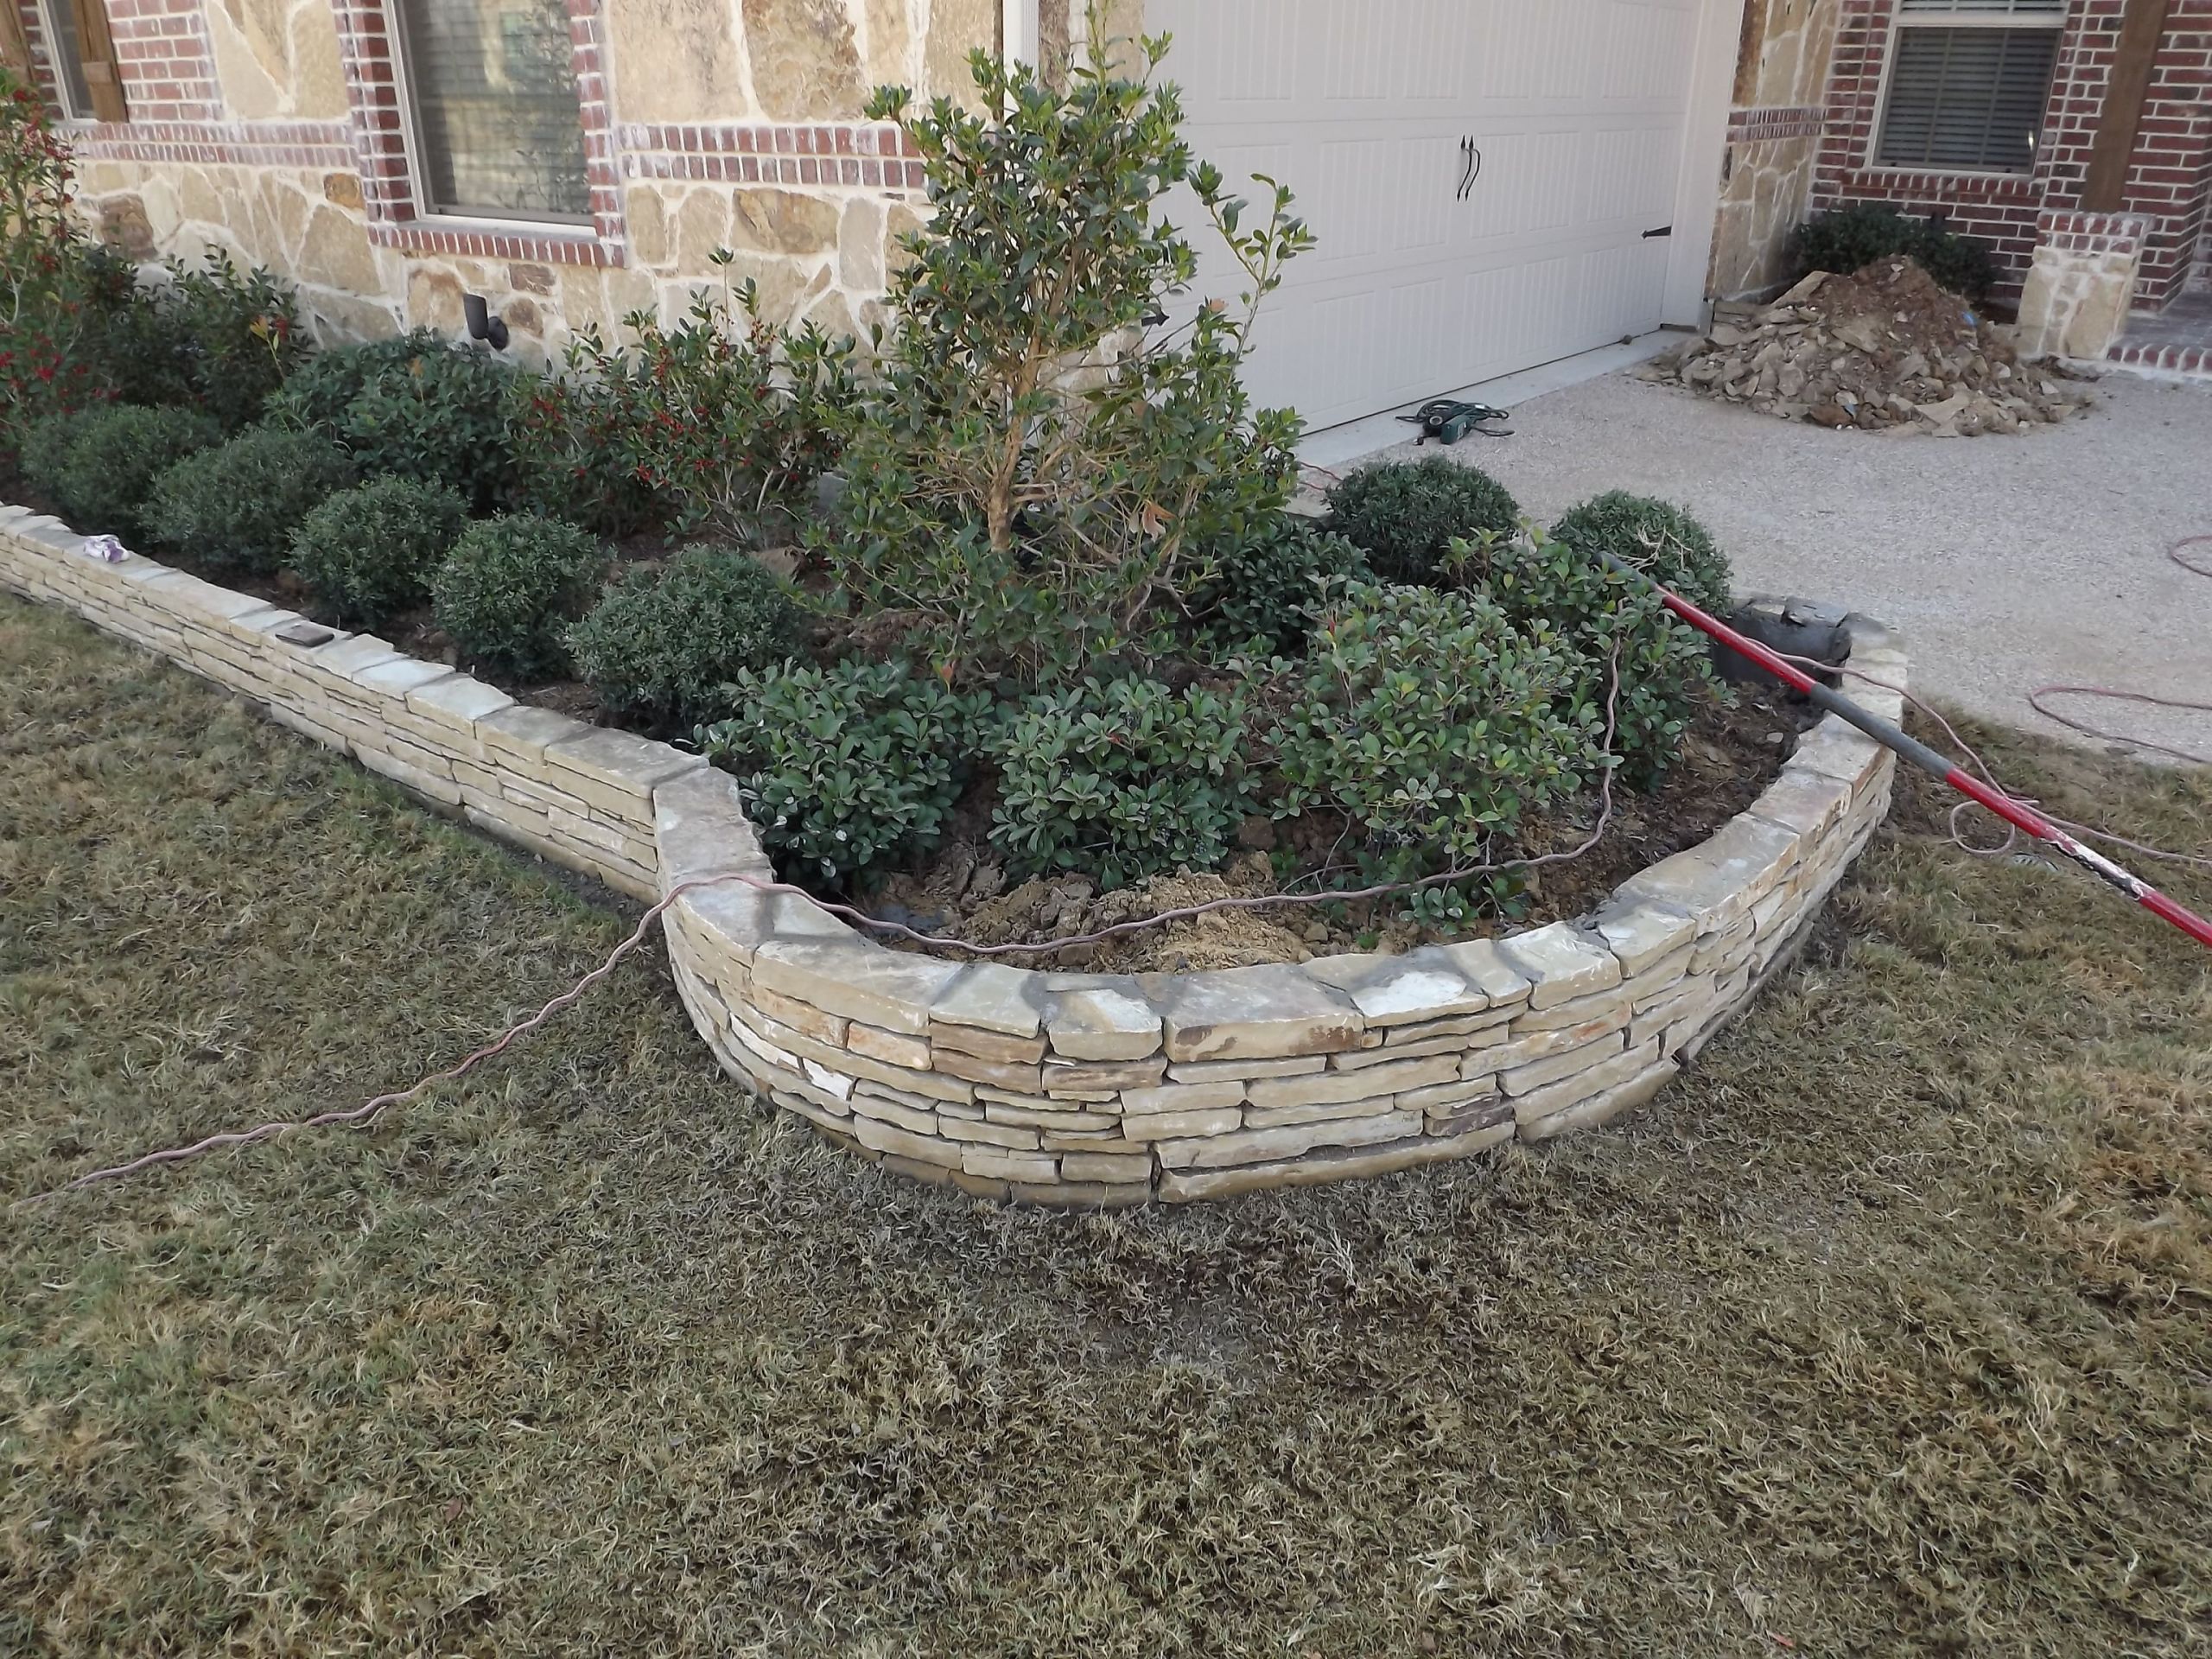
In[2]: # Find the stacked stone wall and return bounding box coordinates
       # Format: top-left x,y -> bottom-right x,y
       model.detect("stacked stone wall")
0,504 -> 1904,1205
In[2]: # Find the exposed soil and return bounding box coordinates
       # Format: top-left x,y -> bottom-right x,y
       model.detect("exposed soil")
869,680 -> 1815,973
1643,257 -> 2091,435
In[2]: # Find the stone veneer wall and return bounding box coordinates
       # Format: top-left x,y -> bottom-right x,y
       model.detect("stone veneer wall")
0,506 -> 1906,1207
41,0 -> 1004,358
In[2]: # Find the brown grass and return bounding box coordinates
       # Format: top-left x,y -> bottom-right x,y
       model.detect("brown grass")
3,591 -> 2209,1656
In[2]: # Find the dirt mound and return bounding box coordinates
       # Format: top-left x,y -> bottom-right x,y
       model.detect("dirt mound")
874,853 -> 1325,975
1643,257 -> 2088,436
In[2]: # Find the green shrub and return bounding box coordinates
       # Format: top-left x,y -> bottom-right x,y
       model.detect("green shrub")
287,477 -> 467,628
269,330 -> 517,510
1484,524 -> 1725,785
1271,583 -> 1601,871
1548,492 -> 1732,615
700,662 -> 988,887
1325,457 -> 1520,586
429,515 -> 603,680
825,30 -> 1312,680
162,252 -> 302,430
566,546 -> 806,734
1190,516 -> 1370,656
990,677 -> 1257,892
15,410 -> 99,500
34,404 -> 221,541
1787,204 -> 1997,301
143,428 -> 356,576
516,276 -> 853,543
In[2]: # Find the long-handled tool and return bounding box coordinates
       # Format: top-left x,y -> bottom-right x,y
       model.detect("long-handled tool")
1596,550 -> 2212,952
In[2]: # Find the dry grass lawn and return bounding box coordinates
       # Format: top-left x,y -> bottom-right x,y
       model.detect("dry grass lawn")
3,591 -> 2209,1656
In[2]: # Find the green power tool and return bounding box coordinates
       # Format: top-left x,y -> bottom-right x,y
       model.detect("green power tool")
1399,398 -> 1512,445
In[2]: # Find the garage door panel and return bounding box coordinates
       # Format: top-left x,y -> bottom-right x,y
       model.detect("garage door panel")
1148,0 -> 1698,430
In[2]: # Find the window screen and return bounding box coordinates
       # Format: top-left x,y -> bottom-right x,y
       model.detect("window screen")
395,0 -> 590,223
1877,0 -> 2063,174
37,0 -> 96,120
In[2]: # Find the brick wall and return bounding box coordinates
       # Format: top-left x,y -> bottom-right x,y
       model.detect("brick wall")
1814,0 -> 2212,311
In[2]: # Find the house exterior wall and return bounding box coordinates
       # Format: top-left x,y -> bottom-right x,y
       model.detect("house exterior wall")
1812,0 -> 2212,313
1710,0 -> 1845,299
37,0 -> 1001,356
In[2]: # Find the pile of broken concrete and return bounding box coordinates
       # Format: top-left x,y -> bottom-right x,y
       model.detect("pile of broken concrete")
1643,257 -> 2087,436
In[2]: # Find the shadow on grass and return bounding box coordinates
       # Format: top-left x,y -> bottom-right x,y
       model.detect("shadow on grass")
3,593 -> 2209,1656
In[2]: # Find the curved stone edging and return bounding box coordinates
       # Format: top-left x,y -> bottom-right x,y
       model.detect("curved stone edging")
0,503 -> 1907,1206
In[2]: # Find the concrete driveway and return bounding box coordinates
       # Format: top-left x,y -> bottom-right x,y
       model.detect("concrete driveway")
1347,368 -> 2212,763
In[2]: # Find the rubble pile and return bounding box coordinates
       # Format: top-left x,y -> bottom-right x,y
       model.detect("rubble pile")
1643,257 -> 2087,436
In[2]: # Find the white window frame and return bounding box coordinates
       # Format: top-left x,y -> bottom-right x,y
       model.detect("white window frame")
33,0 -> 95,124
1867,0 -> 2068,179
385,0 -> 595,232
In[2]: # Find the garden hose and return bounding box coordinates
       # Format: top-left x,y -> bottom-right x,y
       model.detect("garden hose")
1399,398 -> 1512,445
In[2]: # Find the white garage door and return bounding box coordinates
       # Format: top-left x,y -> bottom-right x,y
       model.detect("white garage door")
1148,0 -> 1705,432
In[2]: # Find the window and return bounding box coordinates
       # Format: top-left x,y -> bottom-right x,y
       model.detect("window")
392,0 -> 590,224
34,0 -> 95,119
1875,0 -> 2064,174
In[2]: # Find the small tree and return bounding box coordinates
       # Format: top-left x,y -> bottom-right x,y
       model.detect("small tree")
828,12 -> 1313,681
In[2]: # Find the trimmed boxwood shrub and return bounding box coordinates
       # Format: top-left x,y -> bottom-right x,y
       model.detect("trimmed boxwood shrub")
1787,203 -> 1997,302
566,546 -> 807,734
287,477 -> 467,629
1190,517 -> 1371,657
1490,521 -> 1726,785
429,515 -> 603,680
989,677 -> 1258,892
700,661 -> 988,887
16,410 -> 100,504
267,330 -> 518,511
143,428 -> 356,576
1548,492 -> 1732,615
1324,456 -> 1520,586
34,404 -> 222,542
1271,582 -> 1602,869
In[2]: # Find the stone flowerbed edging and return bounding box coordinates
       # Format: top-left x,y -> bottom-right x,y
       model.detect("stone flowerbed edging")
0,505 -> 1907,1206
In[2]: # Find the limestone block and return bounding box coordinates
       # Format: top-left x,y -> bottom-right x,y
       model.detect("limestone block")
1302,948 -> 1491,1026
1510,1038 -> 1662,1127
1243,1054 -> 1457,1114
1120,1080 -> 1245,1116
1060,1151 -> 1154,1185
543,726 -> 703,808
1043,977 -> 1163,1060
1117,1108 -> 1243,1143
931,963 -> 1045,1037
1046,1056 -> 1167,1092
1145,965 -> 1363,1063
751,937 -> 957,1034
1495,923 -> 1622,1009
1588,898 -> 1698,976
1155,1109 -> 1423,1172
851,1114 -> 962,1168
1617,814 -> 1802,932
1157,1122 -> 1498,1201
1519,1058 -> 1679,1142
1497,1031 -> 1630,1096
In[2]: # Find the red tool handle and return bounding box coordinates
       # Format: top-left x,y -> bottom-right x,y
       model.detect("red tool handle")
1596,554 -> 2212,953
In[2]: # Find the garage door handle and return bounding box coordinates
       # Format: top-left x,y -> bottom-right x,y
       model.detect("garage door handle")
1643,224 -> 1673,238
1457,138 -> 1482,201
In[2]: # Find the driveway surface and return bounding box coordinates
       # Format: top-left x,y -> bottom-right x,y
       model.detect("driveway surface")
1351,367 -> 2212,763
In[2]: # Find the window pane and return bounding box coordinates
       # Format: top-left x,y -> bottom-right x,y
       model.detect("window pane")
397,0 -> 590,222
1877,26 -> 2059,172
39,0 -> 96,118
